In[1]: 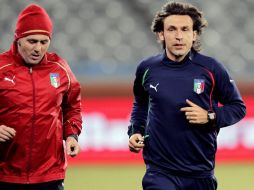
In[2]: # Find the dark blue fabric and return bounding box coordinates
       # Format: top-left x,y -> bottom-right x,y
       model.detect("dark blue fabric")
129,51 -> 246,177
142,168 -> 217,190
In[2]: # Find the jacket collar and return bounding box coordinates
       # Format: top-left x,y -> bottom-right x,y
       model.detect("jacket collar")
162,50 -> 193,67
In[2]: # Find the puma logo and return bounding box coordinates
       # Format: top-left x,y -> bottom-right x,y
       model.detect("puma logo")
4,76 -> 15,85
150,83 -> 159,92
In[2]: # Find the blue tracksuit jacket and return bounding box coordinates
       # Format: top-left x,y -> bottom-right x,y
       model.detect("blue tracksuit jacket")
128,51 -> 246,177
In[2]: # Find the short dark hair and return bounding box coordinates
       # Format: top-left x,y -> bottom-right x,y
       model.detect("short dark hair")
151,1 -> 208,51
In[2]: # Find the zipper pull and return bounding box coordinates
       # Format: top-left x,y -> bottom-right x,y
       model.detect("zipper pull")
29,67 -> 32,74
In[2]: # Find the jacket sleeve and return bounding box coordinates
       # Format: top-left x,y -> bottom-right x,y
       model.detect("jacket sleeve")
128,62 -> 149,137
61,62 -> 82,139
212,60 -> 246,128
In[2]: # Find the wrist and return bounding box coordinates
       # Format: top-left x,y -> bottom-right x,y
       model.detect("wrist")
207,110 -> 216,126
67,134 -> 78,142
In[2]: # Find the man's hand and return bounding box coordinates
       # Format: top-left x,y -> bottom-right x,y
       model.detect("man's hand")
128,133 -> 145,153
180,99 -> 208,124
66,136 -> 80,157
0,125 -> 16,142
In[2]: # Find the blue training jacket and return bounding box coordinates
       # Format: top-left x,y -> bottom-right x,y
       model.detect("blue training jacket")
128,51 -> 246,177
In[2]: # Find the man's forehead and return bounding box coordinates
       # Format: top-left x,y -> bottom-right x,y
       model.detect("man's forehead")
24,34 -> 50,41
164,15 -> 194,26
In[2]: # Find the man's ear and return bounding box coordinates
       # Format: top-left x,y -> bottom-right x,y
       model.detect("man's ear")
193,30 -> 197,42
17,40 -> 21,46
158,31 -> 164,41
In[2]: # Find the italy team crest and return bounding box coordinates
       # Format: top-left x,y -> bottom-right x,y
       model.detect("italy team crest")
50,73 -> 60,88
193,79 -> 205,94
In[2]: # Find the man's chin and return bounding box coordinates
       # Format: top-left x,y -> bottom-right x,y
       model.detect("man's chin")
173,50 -> 189,58
27,59 -> 41,65
174,53 -> 185,59
173,50 -> 185,56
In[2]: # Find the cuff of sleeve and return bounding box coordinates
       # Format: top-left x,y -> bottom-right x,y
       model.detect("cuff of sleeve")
64,120 -> 82,139
127,124 -> 145,137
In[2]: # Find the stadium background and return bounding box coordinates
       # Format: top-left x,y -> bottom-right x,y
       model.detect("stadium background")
0,0 -> 253,189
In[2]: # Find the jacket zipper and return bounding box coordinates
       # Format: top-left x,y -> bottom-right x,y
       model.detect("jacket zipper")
27,67 -> 36,183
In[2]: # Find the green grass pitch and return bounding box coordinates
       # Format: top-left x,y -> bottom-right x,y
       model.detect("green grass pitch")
65,164 -> 254,190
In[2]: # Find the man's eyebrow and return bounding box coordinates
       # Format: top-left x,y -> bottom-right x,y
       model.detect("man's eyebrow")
166,25 -> 177,30
27,39 -> 49,42
166,25 -> 190,30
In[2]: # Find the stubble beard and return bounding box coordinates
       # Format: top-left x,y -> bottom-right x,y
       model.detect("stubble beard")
171,49 -> 186,62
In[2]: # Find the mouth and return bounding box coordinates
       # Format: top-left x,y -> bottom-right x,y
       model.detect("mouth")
31,54 -> 40,60
173,44 -> 185,47
173,44 -> 185,48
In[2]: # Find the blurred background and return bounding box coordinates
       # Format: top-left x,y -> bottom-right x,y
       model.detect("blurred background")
1,0 -> 254,189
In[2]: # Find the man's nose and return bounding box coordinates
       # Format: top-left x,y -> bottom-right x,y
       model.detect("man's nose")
34,43 -> 42,52
175,30 -> 183,40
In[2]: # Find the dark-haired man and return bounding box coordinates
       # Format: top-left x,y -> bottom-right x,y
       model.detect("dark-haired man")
128,2 -> 246,190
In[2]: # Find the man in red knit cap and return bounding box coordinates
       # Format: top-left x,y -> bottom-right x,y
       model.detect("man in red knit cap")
0,4 -> 82,190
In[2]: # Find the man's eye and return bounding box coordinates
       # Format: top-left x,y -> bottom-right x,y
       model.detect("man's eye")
28,40 -> 36,43
41,40 -> 49,45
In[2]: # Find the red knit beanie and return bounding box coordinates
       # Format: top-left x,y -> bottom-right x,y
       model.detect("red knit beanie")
15,4 -> 53,40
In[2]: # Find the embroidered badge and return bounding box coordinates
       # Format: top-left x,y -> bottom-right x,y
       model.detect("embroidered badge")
193,79 -> 205,94
50,73 -> 60,88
